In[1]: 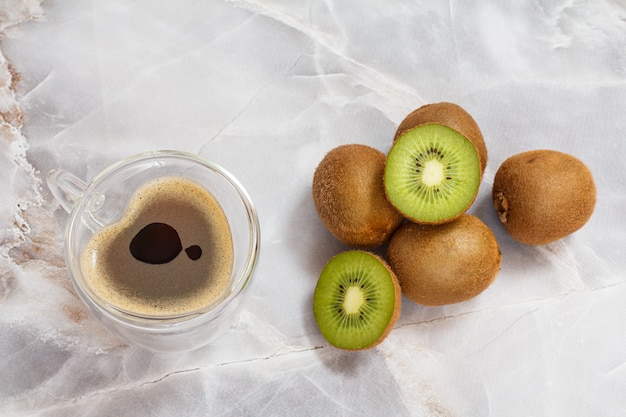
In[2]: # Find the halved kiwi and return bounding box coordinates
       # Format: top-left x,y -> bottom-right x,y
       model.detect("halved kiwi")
385,123 -> 482,224
313,250 -> 401,350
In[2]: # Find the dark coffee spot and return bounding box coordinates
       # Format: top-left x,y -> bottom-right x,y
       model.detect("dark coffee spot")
185,245 -> 202,261
130,223 -> 183,264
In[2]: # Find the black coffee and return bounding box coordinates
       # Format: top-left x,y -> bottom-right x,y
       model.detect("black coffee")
130,222 -> 201,264
80,177 -> 233,316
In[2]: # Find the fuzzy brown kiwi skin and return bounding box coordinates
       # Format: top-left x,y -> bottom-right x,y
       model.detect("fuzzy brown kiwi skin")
387,214 -> 501,306
312,144 -> 404,248
393,102 -> 488,177
492,149 -> 596,245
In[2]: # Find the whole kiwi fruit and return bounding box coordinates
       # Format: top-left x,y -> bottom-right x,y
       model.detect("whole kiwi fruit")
387,214 -> 501,306
312,144 -> 404,248
393,102 -> 488,175
313,250 -> 401,350
384,102 -> 487,224
492,149 -> 596,245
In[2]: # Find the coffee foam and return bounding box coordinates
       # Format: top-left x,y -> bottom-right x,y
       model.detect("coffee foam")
80,176 -> 234,316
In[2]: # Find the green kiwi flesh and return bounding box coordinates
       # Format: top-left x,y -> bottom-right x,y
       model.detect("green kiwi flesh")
384,124 -> 481,224
313,250 -> 401,350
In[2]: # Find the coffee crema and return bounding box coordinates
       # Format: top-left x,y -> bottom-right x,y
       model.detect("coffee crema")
80,176 -> 234,317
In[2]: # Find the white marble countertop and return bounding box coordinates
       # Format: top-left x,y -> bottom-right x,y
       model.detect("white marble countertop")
1,1 -> 625,415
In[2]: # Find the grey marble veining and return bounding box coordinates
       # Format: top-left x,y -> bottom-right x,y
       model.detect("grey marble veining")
1,0 -> 625,415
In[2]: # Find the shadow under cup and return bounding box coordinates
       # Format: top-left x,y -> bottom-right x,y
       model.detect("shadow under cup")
57,151 -> 260,353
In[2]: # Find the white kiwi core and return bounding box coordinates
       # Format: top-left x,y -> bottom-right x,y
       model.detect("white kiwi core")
421,160 -> 444,186
343,286 -> 364,314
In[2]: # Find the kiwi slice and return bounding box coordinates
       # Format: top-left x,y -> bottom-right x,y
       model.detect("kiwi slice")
384,123 -> 481,224
313,250 -> 401,350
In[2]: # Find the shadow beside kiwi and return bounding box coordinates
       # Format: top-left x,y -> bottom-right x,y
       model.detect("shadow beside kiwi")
315,345 -> 376,376
281,187 -> 346,339
468,186 -> 561,281
285,187 -> 347,281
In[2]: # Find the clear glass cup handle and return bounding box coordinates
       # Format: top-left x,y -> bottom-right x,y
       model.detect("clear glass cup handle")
47,169 -> 88,213
47,169 -> 106,232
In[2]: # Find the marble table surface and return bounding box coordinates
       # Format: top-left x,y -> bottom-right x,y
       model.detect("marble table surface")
1,1 -> 625,415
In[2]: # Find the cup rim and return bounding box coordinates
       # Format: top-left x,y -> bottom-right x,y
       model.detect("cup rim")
64,150 -> 260,326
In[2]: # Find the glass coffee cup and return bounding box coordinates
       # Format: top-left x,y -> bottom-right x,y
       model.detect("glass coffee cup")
47,150 -> 260,353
